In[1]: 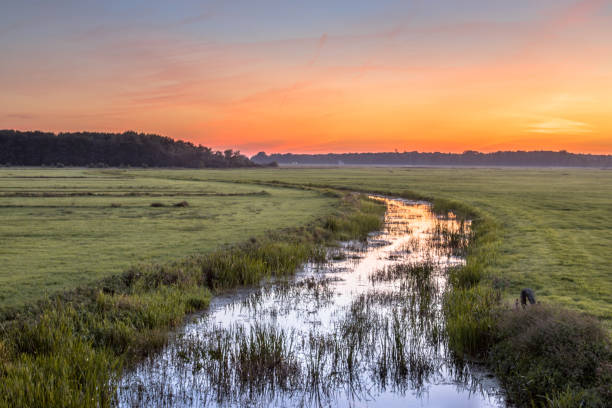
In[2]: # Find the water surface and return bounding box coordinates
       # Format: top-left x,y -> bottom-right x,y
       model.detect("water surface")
118,197 -> 505,407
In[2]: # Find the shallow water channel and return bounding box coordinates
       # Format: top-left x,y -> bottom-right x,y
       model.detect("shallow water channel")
118,197 -> 505,407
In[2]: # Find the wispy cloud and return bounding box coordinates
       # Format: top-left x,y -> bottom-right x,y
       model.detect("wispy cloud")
307,33 -> 328,66
5,113 -> 36,119
550,0 -> 608,29
528,118 -> 592,134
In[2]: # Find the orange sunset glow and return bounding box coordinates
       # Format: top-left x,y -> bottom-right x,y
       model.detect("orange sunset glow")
1,1 -> 611,154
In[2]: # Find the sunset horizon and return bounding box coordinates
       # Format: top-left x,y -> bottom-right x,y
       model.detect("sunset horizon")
2,1 -> 611,155
4,127 -> 612,157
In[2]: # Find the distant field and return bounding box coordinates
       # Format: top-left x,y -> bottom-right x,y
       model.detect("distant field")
0,169 -> 337,310
2,167 -> 611,328
156,167 -> 612,325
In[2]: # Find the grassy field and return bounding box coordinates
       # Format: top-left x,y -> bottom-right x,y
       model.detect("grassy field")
4,167 -> 609,323
142,167 -> 612,325
1,166 -> 610,406
0,169 -> 337,311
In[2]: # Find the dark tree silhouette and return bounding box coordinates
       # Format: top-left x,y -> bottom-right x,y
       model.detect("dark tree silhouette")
251,150 -> 612,168
0,130 -> 270,168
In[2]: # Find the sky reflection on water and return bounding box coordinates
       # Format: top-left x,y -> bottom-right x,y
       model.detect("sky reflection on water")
118,197 -> 505,408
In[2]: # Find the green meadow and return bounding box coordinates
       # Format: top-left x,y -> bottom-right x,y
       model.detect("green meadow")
3,167 -> 610,324
0,169 -> 336,311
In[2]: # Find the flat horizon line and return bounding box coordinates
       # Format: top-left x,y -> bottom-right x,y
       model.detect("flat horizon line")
253,149 -> 612,156
3,129 -> 611,156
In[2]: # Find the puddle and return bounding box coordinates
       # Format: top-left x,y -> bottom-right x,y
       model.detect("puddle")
117,197 -> 505,407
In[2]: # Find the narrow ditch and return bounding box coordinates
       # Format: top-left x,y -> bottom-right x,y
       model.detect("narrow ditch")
118,196 -> 506,407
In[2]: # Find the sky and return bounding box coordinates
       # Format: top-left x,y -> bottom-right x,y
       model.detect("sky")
1,0 -> 611,154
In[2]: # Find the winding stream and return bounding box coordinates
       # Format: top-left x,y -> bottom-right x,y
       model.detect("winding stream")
118,197 -> 505,407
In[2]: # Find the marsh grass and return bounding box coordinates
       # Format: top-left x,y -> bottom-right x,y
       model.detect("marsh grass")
0,191 -> 385,407
237,276 -> 339,319
370,262 -> 435,284
122,201 -> 462,407
491,305 -> 612,407
439,202 -> 612,406
163,287 -> 448,406
177,324 -> 302,399
0,306 -> 121,407
322,193 -> 385,241
429,220 -> 471,257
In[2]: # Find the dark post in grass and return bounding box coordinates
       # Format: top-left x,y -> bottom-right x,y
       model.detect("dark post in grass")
520,288 -> 536,308
515,288 -> 537,310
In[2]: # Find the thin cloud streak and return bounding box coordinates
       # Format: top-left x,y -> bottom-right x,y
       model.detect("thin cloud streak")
528,118 -> 593,134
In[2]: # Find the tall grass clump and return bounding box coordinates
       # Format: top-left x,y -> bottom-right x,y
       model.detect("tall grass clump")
323,193 -> 385,241
440,202 -> 501,357
444,285 -> 498,357
234,324 -> 301,390
198,241 -> 315,289
0,306 -> 120,408
447,262 -> 484,289
490,305 -> 612,407
90,285 -> 212,355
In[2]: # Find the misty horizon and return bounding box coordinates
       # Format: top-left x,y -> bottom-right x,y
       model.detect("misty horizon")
2,128 -> 611,157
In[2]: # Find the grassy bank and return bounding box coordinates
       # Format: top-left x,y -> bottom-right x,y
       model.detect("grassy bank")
0,189 -> 385,407
441,202 -> 612,406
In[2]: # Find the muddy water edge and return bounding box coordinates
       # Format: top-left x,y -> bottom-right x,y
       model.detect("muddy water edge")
118,196 -> 506,407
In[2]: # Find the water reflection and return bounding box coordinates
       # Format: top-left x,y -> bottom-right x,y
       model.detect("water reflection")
118,197 -> 504,407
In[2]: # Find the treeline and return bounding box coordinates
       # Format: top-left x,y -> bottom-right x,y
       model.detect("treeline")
251,150 -> 612,167
0,130 -> 267,168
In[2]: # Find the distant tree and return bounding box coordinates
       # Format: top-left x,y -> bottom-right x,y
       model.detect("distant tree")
0,130 -> 260,168
250,150 -> 612,168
